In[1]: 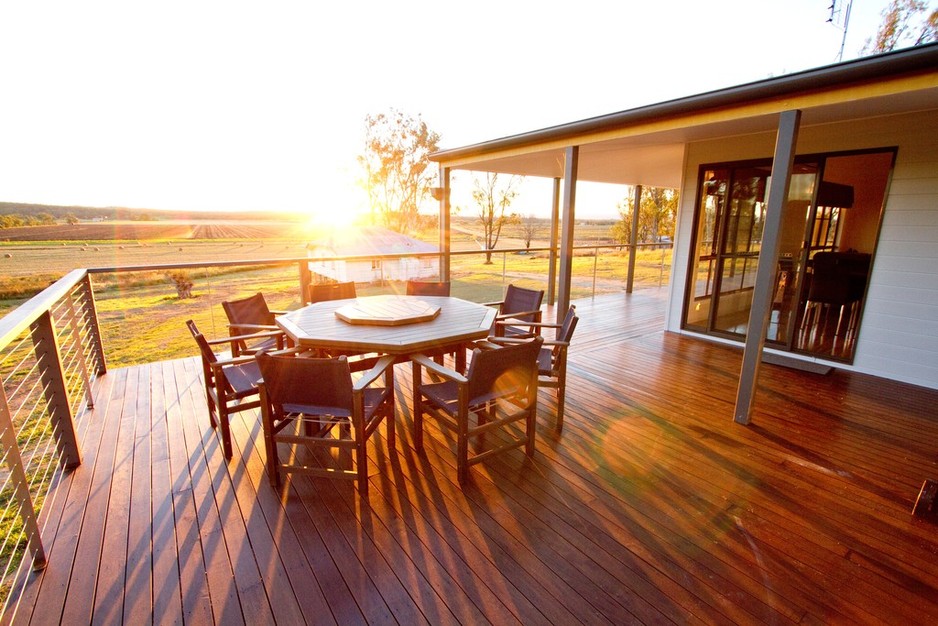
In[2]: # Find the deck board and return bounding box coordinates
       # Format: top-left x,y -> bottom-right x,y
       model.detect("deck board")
7,289 -> 938,625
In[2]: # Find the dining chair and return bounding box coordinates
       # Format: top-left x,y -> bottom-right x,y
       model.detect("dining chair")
186,319 -> 275,460
406,280 -> 451,297
307,281 -> 357,304
485,283 -> 544,337
406,280 -> 454,363
801,251 -> 870,350
492,305 -> 578,432
221,292 -> 287,357
412,336 -> 543,484
256,351 -> 395,496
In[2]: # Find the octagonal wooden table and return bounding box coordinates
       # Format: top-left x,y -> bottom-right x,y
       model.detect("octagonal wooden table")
276,295 -> 497,368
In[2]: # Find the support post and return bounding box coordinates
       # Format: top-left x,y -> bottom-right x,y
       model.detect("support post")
547,177 -> 561,306
31,311 -> 82,468
626,184 -> 642,294
440,166 -> 452,282
557,147 -> 579,314
298,260 -> 311,304
734,110 -> 801,424
65,292 -> 94,409
79,274 -> 107,376
0,386 -> 47,570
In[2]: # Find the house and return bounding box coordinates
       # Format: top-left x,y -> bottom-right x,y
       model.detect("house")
306,225 -> 440,284
430,43 -> 938,398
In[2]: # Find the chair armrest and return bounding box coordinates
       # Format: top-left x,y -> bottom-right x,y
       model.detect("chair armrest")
209,353 -> 258,369
266,346 -> 306,357
227,323 -> 282,332
411,353 -> 467,384
485,336 -> 528,345
207,330 -> 284,346
269,309 -> 289,316
480,299 -> 504,308
495,319 -> 560,330
353,355 -> 397,391
494,309 -> 543,321
540,339 -> 569,349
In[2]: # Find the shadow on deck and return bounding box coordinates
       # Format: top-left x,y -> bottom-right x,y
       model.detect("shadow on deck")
8,289 -> 938,624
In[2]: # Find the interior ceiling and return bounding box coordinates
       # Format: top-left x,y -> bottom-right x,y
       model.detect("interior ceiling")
445,86 -> 938,189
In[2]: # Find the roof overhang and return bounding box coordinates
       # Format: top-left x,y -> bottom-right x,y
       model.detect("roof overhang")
430,43 -> 938,188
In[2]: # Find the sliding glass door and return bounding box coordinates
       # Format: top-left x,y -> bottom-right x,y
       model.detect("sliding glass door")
683,150 -> 893,362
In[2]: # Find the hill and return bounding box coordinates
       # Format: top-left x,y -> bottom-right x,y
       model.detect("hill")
0,201 -> 305,223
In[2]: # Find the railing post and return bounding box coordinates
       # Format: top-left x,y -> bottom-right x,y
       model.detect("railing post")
298,260 -> 311,304
65,292 -> 94,410
0,386 -> 47,570
30,311 -> 82,469
626,185 -> 642,294
592,246 -> 598,299
79,274 -> 107,376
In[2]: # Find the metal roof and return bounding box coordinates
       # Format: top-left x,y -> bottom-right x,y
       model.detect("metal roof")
430,43 -> 938,188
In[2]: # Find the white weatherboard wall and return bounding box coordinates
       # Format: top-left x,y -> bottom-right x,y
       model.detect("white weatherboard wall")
668,109 -> 938,390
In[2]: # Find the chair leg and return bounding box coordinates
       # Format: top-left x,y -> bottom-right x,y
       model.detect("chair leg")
356,439 -> 369,497
260,394 -> 280,488
555,383 -> 565,434
525,405 -> 536,457
385,403 -> 396,452
412,362 -> 424,452
206,393 -> 218,429
457,407 -> 469,484
218,409 -> 233,460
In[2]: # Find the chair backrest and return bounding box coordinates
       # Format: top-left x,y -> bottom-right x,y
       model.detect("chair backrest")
556,305 -> 579,344
406,280 -> 451,297
222,292 -> 275,327
466,336 -> 543,407
256,352 -> 354,417
308,281 -> 357,303
808,252 -> 870,305
186,319 -> 217,366
502,284 -> 544,322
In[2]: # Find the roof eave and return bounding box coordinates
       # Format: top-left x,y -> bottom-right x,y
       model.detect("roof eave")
430,43 -> 938,163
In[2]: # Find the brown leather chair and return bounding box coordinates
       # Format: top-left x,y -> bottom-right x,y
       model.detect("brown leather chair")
412,336 -> 543,484
405,280 -> 451,297
485,284 -> 544,338
221,292 -> 286,356
256,351 -> 395,496
307,281 -> 356,304
186,319 -> 275,459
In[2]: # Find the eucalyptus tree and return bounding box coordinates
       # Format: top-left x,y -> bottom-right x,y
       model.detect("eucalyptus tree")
471,172 -> 522,263
358,109 -> 441,234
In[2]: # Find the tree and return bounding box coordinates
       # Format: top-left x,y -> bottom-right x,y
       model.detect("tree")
63,213 -> 79,225
166,271 -> 194,298
358,109 -> 441,235
471,173 -> 522,263
862,0 -> 938,54
520,213 -> 539,250
610,187 -> 678,245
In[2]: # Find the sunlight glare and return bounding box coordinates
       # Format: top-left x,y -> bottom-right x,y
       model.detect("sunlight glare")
304,204 -> 366,240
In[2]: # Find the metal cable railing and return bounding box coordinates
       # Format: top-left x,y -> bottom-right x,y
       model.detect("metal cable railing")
0,271 -> 100,617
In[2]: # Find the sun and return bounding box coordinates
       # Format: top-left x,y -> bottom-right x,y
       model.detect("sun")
303,204 -> 368,239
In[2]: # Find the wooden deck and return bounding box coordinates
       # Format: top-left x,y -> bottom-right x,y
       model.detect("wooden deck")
7,289 -> 938,624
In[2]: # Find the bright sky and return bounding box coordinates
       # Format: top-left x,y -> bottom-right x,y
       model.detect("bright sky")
0,1 -> 888,221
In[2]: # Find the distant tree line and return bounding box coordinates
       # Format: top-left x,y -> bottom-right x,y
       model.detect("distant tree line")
0,213 -> 58,228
